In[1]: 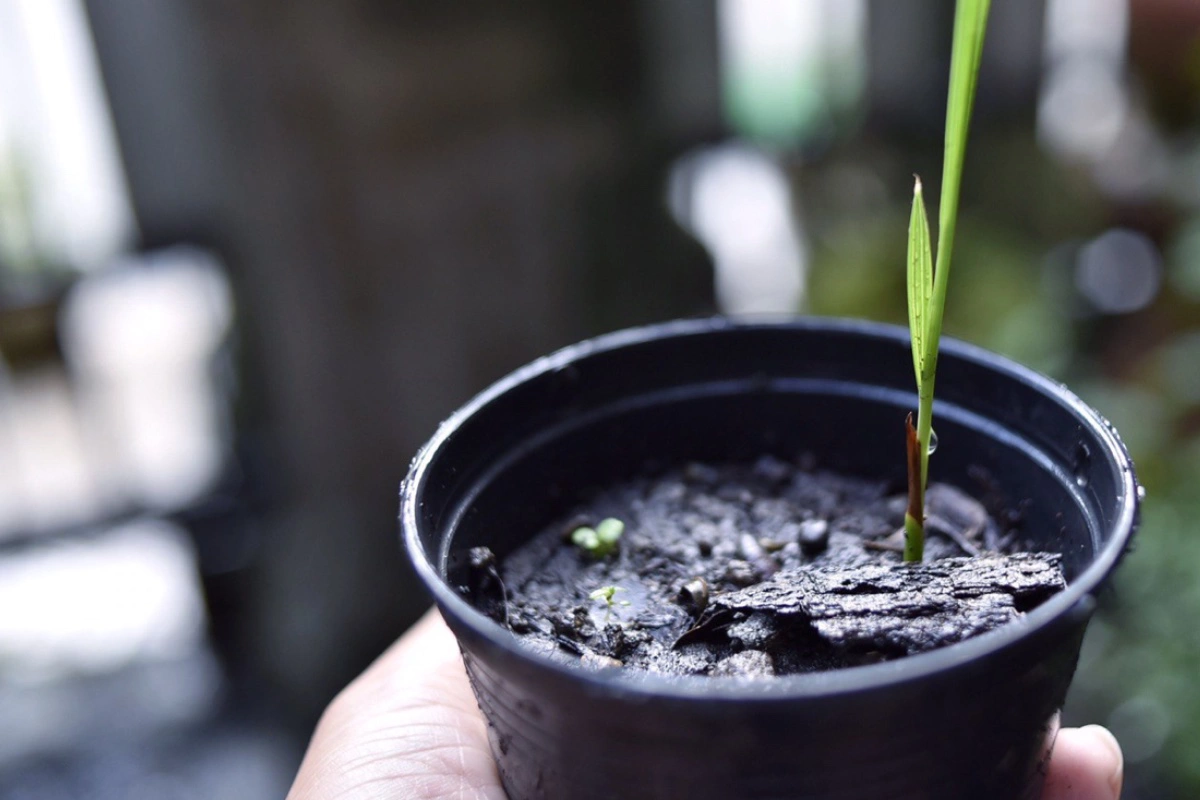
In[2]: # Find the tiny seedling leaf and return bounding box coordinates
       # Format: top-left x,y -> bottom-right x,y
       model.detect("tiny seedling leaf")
596,518 -> 625,546
571,518 -> 625,558
907,176 -> 934,385
590,585 -> 623,604
571,526 -> 600,551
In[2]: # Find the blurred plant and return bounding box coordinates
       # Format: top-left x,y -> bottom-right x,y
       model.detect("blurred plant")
571,518 -> 625,559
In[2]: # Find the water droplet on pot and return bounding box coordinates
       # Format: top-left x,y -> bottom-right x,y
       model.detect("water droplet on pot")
927,429 -> 939,455
1072,442 -> 1092,488
1137,484 -> 1147,501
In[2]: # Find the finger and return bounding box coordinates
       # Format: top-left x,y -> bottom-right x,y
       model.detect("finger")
1042,725 -> 1124,800
287,608 -> 506,800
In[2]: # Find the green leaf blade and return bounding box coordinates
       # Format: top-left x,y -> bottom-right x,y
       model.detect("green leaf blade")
931,0 -> 992,332
901,0 -> 993,563
907,176 -> 934,386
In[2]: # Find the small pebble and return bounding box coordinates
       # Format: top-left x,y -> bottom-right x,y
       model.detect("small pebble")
799,519 -> 830,555
691,522 -> 720,555
738,532 -> 764,560
724,559 -> 760,586
727,612 -> 778,649
667,644 -> 717,675
712,649 -> 775,678
581,651 -> 623,671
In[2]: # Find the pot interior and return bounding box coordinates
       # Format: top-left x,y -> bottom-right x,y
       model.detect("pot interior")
412,320 -> 1134,594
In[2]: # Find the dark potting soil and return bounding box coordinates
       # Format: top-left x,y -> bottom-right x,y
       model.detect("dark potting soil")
469,456 -> 1065,679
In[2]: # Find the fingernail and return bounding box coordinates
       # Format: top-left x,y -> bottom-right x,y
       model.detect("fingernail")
1080,724 -> 1124,798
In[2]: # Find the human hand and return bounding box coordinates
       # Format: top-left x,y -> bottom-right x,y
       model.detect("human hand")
286,609 -> 1123,800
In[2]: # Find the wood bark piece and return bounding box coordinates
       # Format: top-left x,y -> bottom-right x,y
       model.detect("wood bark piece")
687,553 -> 1065,655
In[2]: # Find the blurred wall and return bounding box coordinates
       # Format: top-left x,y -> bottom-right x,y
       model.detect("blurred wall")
84,0 -> 715,721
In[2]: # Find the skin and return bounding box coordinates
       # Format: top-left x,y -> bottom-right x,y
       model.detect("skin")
288,610 -> 1123,800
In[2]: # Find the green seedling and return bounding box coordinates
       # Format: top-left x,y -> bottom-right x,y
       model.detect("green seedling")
589,585 -> 631,624
571,517 -> 625,559
589,585 -> 630,607
904,0 -> 992,563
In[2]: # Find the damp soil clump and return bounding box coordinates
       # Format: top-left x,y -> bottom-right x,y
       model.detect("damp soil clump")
469,456 -> 1065,679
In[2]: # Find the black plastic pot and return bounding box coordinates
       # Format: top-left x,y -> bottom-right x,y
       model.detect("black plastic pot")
401,318 -> 1139,800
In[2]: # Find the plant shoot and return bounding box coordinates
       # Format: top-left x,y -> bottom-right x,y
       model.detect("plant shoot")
904,0 -> 992,562
589,585 -> 629,607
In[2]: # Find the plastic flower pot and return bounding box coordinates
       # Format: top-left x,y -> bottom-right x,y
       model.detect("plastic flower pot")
400,317 -> 1139,800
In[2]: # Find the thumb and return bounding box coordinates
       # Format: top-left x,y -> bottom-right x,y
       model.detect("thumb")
1042,725 -> 1123,800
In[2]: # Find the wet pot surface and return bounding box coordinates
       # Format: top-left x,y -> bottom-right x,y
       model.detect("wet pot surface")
402,318 -> 1139,800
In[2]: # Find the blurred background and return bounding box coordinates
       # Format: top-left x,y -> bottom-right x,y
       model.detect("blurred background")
0,0 -> 1196,796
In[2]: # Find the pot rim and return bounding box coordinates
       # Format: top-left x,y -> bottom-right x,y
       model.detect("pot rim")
401,316 -> 1139,701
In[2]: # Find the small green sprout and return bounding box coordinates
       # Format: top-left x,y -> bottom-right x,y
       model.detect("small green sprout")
589,585 -> 630,607
904,0 -> 992,563
571,517 -> 625,558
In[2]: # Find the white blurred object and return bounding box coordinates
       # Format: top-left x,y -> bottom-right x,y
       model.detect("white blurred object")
0,519 -> 206,680
1044,0 -> 1128,63
1038,59 -> 1129,163
0,366 -> 101,533
717,0 -> 865,141
61,247 -> 234,511
1038,0 -> 1133,164
669,144 -> 806,315
1107,694 -> 1171,764
0,0 -> 134,271
1075,228 -> 1162,314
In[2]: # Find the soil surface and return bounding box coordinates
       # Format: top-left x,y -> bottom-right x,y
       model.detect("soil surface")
468,456 -> 1065,679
